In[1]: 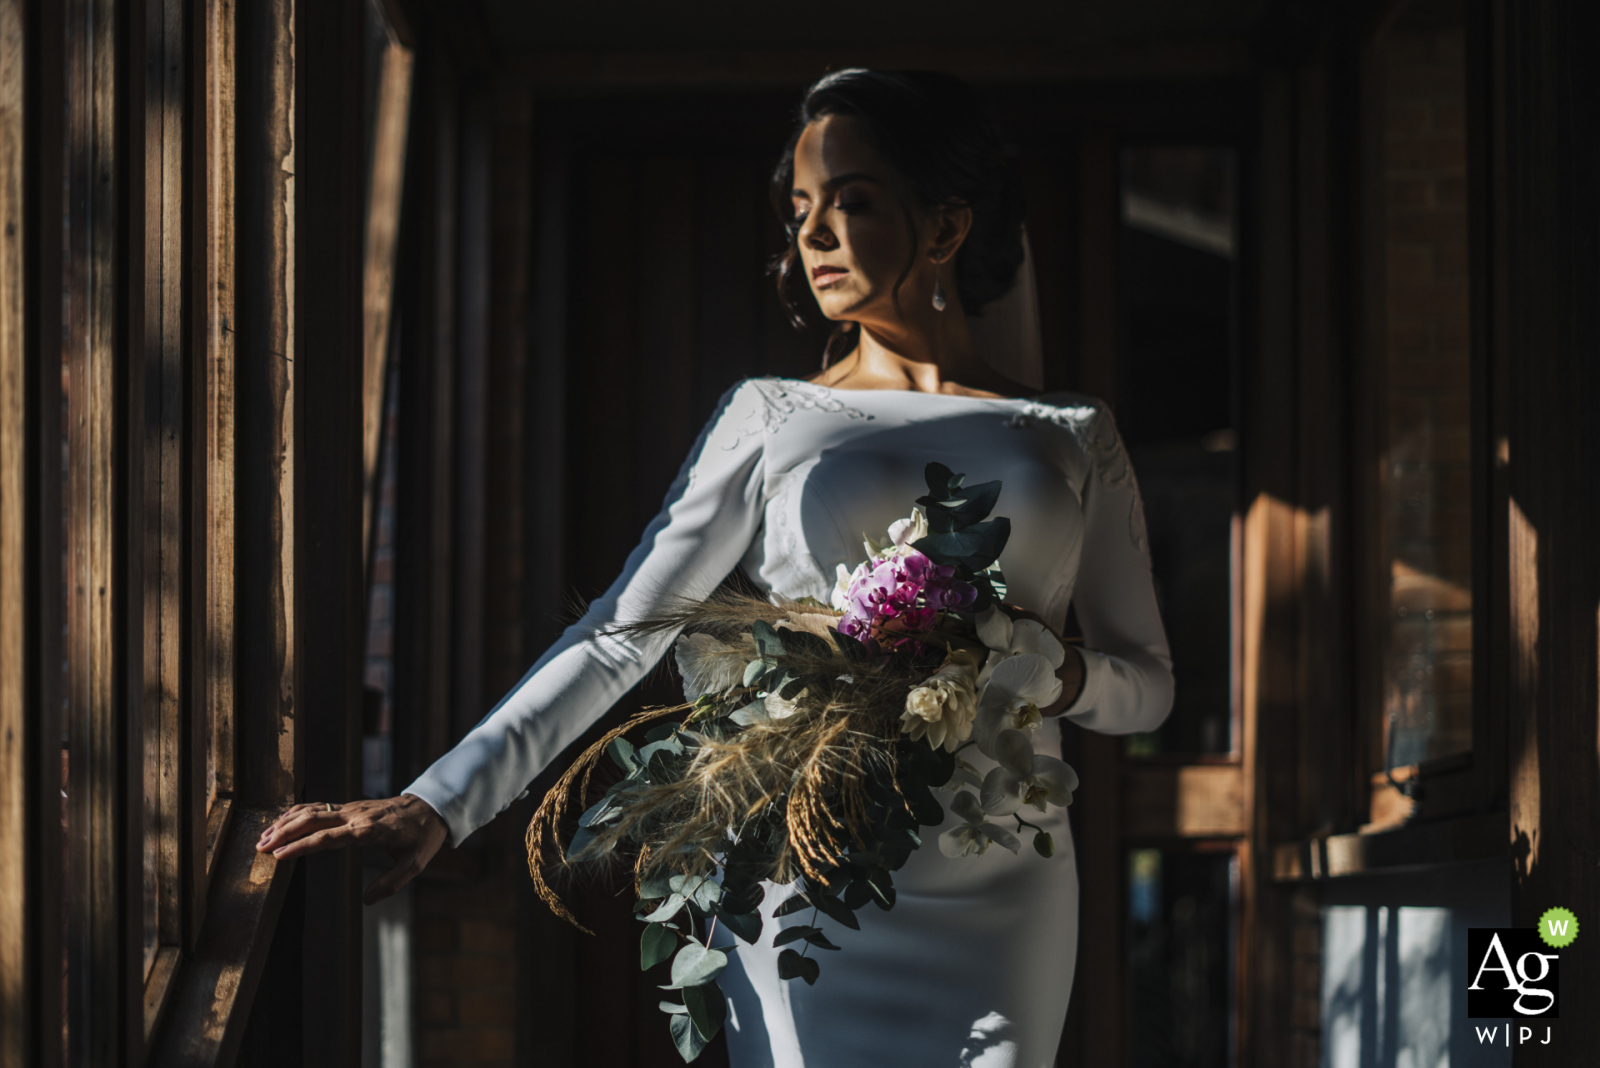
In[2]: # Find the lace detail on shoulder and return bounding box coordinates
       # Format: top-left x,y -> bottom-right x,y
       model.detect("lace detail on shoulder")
1004,395 -> 1147,552
726,377 -> 874,447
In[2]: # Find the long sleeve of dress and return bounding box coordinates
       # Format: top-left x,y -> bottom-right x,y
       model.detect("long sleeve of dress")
1056,400 -> 1175,735
402,379 -> 767,846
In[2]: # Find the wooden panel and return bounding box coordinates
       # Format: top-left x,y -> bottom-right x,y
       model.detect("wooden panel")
233,0 -> 298,806
195,0 -> 237,891
16,3 -> 68,1064
361,34 -> 412,565
63,0 -> 133,1060
134,0 -> 186,1026
1123,763 -> 1246,838
294,5 -> 368,1067
1492,7 -> 1600,1063
1271,811 -> 1507,881
147,810 -> 297,1068
0,2 -> 35,1065
1237,491 -> 1298,1068
410,56 -> 459,772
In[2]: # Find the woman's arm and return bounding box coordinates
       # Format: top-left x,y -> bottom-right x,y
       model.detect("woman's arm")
1051,400 -> 1174,734
258,379 -> 769,893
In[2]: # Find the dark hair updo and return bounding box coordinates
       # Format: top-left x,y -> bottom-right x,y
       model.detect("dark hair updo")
770,68 -> 1027,365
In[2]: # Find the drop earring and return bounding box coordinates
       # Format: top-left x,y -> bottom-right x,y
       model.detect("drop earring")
932,258 -> 947,312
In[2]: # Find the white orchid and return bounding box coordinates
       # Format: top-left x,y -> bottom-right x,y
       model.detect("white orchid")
938,754 -> 984,792
939,790 -> 1022,858
979,729 -> 1079,816
673,633 -> 745,700
898,648 -> 981,752
974,604 -> 1066,688
971,653 -> 1064,757
863,504 -> 929,561
830,559 -> 870,612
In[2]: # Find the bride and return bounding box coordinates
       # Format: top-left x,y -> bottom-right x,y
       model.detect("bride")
258,68 -> 1173,1067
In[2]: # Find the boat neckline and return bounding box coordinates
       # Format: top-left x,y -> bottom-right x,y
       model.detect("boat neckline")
764,375 -> 1054,403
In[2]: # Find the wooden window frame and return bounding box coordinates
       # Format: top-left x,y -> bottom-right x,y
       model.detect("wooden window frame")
2,1 -> 372,1064
1266,0 -> 1509,890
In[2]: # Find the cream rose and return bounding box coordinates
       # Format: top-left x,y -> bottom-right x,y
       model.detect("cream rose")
899,649 -> 982,752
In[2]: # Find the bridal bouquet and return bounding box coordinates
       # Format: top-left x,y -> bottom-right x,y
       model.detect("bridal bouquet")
525,462 -> 1079,1061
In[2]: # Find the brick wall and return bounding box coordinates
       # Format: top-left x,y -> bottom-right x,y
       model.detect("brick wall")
1288,890 -> 1322,1068
412,825 -> 524,1068
1379,11 -> 1472,768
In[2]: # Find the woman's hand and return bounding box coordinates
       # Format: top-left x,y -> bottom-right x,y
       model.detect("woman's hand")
1001,603 -> 1085,717
256,793 -> 449,905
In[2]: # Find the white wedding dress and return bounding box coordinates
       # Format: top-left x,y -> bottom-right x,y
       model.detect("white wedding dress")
403,375 -> 1174,1068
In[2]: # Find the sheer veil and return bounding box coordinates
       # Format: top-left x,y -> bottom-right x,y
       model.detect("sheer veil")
966,227 -> 1046,393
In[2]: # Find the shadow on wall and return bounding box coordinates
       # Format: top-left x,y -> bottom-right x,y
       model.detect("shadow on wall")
1320,859 -> 1512,1068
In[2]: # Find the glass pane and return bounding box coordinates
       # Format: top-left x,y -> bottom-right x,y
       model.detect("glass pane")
1127,846 -> 1236,1067
1373,0 -> 1472,770
1117,147 -> 1238,757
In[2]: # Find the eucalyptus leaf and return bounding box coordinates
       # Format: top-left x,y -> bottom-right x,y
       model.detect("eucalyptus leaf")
828,627 -> 870,663
842,878 -> 873,911
771,925 -> 822,948
728,701 -> 769,727
773,893 -> 814,919
637,737 -> 685,764
659,1000 -> 689,1014
922,461 -> 958,499
844,851 -> 884,868
742,658 -> 775,688
750,619 -> 789,659
920,506 -> 956,535
683,981 -> 727,1041
718,874 -> 765,916
565,824 -> 599,860
777,949 -> 821,985
808,890 -> 861,930
643,722 -> 678,744
667,943 -> 728,989
714,905 -> 762,945
642,893 -> 687,923
669,874 -> 722,911
670,1012 -> 709,1062
940,479 -> 1001,526
608,737 -> 639,773
903,780 -> 945,827
802,929 -> 841,951
781,629 -> 834,659
577,792 -> 626,829
642,923 -> 678,970
864,866 -> 896,910
638,872 -> 675,901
